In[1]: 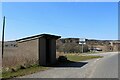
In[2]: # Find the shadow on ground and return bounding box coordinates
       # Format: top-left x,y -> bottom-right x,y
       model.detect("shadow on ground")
48,60 -> 88,68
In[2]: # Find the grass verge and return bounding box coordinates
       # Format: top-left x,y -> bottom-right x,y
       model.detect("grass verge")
86,51 -> 104,54
2,65 -> 49,79
66,54 -> 103,62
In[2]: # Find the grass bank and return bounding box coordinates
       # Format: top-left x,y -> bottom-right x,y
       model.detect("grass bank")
2,65 -> 49,79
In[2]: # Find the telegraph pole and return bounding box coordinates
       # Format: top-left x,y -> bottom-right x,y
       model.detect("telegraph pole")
2,16 -> 5,58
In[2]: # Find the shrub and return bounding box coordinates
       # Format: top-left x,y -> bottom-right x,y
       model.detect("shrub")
57,42 -> 89,53
11,67 -> 17,72
58,56 -> 67,62
20,64 -> 27,69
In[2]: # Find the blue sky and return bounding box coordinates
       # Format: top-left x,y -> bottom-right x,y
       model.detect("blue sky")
1,2 -> 118,40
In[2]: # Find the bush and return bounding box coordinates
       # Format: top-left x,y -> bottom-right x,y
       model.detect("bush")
11,67 -> 18,72
20,64 -> 27,69
57,42 -> 89,53
58,56 -> 67,62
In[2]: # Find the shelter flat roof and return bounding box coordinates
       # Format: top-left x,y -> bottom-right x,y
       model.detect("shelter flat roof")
16,34 -> 61,42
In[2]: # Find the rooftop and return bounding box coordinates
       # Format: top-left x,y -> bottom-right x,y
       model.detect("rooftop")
16,34 -> 61,42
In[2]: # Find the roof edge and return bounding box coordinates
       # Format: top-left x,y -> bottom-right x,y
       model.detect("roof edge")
16,34 -> 61,42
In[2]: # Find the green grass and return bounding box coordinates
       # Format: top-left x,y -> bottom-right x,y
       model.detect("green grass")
2,65 -> 49,79
87,51 -> 105,54
66,54 -> 103,62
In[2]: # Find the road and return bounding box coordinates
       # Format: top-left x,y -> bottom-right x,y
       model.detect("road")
88,52 -> 118,78
20,52 -> 118,78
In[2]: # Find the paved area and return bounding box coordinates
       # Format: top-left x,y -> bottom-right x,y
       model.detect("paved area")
20,52 -> 118,78
88,52 -> 118,78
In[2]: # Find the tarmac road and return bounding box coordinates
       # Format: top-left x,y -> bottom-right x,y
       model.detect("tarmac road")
88,52 -> 118,78
20,52 -> 118,78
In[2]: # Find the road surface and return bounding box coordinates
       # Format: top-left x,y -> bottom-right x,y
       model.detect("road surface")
20,52 -> 118,78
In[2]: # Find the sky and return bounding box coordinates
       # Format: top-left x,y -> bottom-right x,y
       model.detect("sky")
1,0 -> 119,2
1,2 -> 118,41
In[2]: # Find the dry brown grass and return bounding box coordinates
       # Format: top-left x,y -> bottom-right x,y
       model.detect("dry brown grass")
3,47 -> 38,69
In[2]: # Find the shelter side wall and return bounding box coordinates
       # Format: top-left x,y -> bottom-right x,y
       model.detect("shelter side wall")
3,39 -> 39,68
17,39 -> 39,66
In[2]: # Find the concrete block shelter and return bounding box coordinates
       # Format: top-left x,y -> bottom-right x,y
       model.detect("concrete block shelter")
16,34 -> 61,66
